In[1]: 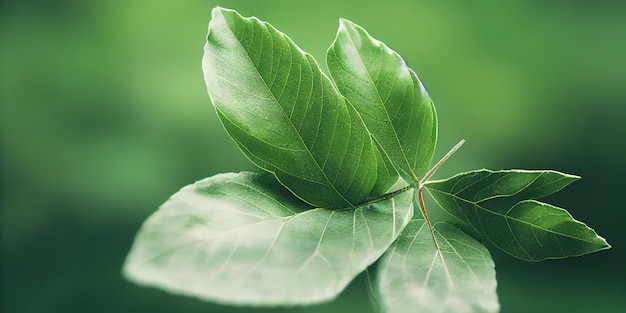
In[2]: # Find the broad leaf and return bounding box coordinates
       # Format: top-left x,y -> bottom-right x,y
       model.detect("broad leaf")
425,169 -> 610,261
328,19 -> 437,185
123,172 -> 413,306
202,8 -> 395,208
376,220 -> 499,313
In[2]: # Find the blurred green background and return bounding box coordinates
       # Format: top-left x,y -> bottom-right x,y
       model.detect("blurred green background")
1,0 -> 625,312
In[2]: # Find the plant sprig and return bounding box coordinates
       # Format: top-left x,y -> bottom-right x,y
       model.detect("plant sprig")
123,7 -> 610,313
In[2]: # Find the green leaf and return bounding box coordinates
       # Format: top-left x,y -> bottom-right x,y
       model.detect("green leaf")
123,172 -> 413,306
202,8 -> 395,208
425,169 -> 611,261
327,19 -> 437,185
376,220 -> 499,313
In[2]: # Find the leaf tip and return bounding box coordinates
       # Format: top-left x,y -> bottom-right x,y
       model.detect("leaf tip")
210,6 -> 245,25
208,6 -> 231,30
597,234 -> 611,250
211,6 -> 226,17
336,18 -> 365,37
338,17 -> 354,26
568,173 -> 582,180
547,170 -> 581,181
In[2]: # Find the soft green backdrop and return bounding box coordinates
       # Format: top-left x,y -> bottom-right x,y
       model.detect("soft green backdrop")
1,0 -> 624,312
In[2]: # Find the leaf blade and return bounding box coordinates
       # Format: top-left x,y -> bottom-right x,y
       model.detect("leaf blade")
425,169 -> 610,261
376,221 -> 499,313
202,8 -> 392,208
123,172 -> 414,306
327,19 -> 437,184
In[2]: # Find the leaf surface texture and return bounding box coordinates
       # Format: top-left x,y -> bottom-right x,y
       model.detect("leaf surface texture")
425,169 -> 610,261
377,220 -> 499,313
202,8 -> 393,208
123,172 -> 413,306
328,19 -> 437,184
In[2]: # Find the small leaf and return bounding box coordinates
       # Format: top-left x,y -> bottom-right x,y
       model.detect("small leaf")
123,172 -> 413,306
327,19 -> 437,185
376,220 -> 499,313
425,169 -> 611,261
202,8 -> 394,208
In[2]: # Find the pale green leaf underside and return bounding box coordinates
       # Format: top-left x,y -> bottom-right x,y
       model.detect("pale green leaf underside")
123,172 -> 413,306
328,19 -> 437,184
202,7 -> 395,208
425,169 -> 610,261
377,220 -> 499,313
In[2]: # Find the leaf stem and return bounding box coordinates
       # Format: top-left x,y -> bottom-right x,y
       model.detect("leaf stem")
417,188 -> 440,249
420,139 -> 465,188
415,140 -> 464,247
353,184 -> 414,208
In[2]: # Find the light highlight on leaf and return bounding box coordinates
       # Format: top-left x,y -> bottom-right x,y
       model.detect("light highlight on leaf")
377,220 -> 499,313
123,172 -> 413,306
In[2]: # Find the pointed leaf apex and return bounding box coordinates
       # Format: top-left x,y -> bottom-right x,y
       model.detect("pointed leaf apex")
337,18 -> 356,36
209,6 -> 233,27
338,18 -> 355,27
212,6 -> 227,17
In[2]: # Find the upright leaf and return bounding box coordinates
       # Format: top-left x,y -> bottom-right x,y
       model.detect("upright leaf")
123,172 -> 413,306
377,220 -> 499,313
328,19 -> 437,185
202,8 -> 394,209
425,169 -> 611,261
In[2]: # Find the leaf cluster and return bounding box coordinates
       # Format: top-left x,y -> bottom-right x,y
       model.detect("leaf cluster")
123,7 -> 610,313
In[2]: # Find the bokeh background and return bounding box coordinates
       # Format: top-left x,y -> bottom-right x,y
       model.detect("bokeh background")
1,0 -> 625,312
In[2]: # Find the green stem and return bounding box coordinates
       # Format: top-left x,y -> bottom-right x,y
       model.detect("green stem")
417,188 -> 440,249
353,184 -> 414,208
420,139 -> 465,188
415,139 -> 465,248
